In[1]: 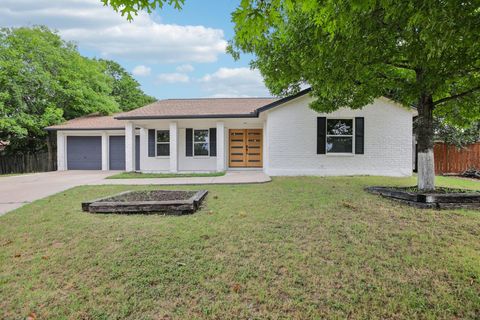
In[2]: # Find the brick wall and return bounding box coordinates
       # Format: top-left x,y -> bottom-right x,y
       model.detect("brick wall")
265,95 -> 414,177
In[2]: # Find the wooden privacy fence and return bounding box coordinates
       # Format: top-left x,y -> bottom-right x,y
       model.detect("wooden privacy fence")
0,152 -> 56,174
434,142 -> 480,174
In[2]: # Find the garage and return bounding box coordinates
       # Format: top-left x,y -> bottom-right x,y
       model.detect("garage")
109,135 -> 140,171
67,136 -> 102,170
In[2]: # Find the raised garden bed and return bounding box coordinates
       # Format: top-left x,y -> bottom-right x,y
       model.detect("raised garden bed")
82,190 -> 208,215
365,186 -> 480,210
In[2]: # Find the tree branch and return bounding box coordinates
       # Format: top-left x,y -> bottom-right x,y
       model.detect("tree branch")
384,62 -> 415,70
433,86 -> 480,105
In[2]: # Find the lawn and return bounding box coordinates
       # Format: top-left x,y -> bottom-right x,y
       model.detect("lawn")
107,171 -> 226,179
0,176 -> 479,319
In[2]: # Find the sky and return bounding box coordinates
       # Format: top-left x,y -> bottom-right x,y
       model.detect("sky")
0,0 -> 271,99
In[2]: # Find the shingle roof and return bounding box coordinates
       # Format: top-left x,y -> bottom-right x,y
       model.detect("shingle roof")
45,92 -> 315,130
115,97 -> 278,119
45,114 -> 126,130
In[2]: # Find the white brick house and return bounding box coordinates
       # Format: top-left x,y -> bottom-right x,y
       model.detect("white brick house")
47,89 -> 416,176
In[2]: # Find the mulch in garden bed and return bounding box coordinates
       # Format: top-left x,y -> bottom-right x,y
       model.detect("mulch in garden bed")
366,186 -> 480,210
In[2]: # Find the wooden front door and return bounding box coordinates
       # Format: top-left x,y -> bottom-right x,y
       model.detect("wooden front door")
229,129 -> 263,167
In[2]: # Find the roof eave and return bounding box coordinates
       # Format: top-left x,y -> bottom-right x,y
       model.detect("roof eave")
114,113 -> 259,120
45,127 -> 125,131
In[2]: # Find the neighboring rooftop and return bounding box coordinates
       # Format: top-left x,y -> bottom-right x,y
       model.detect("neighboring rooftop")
115,97 -> 278,119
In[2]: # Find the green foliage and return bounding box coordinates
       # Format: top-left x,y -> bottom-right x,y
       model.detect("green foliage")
230,0 -> 479,114
229,0 -> 479,190
0,26 -> 155,153
100,59 -> 156,111
433,119 -> 480,147
106,171 -> 226,179
0,27 -> 118,152
102,0 -> 184,20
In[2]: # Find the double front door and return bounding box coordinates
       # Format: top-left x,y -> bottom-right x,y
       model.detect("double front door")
229,129 -> 263,167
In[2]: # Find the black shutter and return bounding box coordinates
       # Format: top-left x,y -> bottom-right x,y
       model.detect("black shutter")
148,129 -> 155,157
355,117 -> 365,154
186,128 -> 193,157
317,117 -> 326,154
209,128 -> 217,156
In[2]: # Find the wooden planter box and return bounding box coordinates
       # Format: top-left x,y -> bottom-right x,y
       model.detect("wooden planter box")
365,186 -> 480,210
82,190 -> 208,215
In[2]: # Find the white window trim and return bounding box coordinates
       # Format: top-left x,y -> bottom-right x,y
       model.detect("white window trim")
326,118 -> 355,155
193,129 -> 210,158
155,129 -> 170,158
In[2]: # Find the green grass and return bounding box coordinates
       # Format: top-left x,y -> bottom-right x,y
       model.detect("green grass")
106,171 -> 226,179
436,175 -> 480,189
0,176 -> 479,319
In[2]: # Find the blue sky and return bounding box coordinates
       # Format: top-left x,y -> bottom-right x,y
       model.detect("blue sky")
0,0 -> 269,99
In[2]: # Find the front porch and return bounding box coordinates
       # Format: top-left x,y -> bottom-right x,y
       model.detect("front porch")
124,118 -> 267,173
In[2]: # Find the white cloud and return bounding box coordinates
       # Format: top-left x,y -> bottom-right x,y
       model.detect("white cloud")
0,0 -> 227,63
157,73 -> 190,84
132,65 -> 151,76
199,67 -> 270,97
176,64 -> 195,73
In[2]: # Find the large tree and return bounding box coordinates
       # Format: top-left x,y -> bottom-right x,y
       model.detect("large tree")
0,26 -> 155,154
106,0 -> 479,190
0,26 -> 119,153
227,0 -> 480,191
101,59 -> 156,111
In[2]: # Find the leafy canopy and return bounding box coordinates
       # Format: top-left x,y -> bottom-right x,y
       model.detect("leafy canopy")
433,119 -> 480,147
101,59 -> 156,111
101,0 -> 184,20
0,26 -> 155,153
229,0 -> 480,120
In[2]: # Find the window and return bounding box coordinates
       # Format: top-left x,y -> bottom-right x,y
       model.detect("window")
156,130 -> 170,156
193,129 -> 209,156
326,119 -> 353,153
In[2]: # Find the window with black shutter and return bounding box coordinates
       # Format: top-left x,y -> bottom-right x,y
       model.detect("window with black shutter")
186,128 -> 193,157
355,117 -> 365,154
317,117 -> 326,154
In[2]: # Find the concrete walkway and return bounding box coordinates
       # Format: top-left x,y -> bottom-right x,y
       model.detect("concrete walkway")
0,170 -> 270,215
90,171 -> 271,186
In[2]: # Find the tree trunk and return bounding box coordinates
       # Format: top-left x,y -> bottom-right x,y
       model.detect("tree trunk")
46,131 -> 56,171
416,93 -> 435,191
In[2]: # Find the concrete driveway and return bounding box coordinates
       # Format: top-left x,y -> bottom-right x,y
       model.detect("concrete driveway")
0,171 -> 115,215
0,170 -> 271,216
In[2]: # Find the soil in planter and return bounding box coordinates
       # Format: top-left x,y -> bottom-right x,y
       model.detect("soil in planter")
400,186 -> 480,194
365,186 -> 480,210
99,190 -> 197,202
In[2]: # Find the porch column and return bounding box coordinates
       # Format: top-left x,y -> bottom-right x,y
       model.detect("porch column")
56,131 -> 66,171
169,122 -> 178,172
216,121 -> 225,172
101,132 -> 109,171
125,122 -> 136,172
